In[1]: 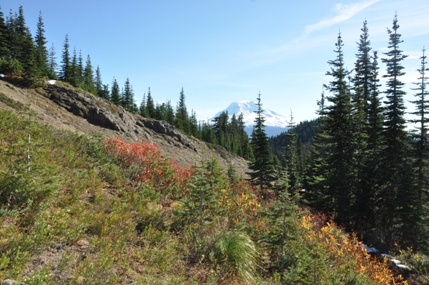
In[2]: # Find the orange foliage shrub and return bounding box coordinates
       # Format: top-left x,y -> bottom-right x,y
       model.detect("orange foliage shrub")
216,181 -> 263,229
300,214 -> 409,285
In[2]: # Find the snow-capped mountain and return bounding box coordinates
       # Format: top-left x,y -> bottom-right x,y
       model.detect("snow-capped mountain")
210,101 -> 290,137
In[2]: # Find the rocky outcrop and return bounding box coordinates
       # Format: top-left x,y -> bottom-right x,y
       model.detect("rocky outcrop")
0,80 -> 249,176
43,84 -> 199,152
45,84 -> 139,134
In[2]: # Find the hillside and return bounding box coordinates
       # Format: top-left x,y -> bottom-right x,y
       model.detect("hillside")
0,79 -> 426,284
0,79 -> 249,177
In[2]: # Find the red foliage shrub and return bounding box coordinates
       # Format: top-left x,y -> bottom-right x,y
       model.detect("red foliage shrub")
104,138 -> 194,196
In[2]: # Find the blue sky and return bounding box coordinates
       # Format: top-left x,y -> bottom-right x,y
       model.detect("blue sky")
2,0 -> 429,124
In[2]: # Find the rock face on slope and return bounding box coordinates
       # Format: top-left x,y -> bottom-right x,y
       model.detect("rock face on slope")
0,79 -> 249,177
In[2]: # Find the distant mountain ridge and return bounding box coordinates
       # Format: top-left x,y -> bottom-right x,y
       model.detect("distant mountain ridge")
211,101 -> 290,137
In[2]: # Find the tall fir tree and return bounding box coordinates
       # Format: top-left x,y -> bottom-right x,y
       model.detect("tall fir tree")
68,47 -> 79,87
323,33 -> 355,227
248,92 -> 276,196
238,113 -> 253,160
366,50 -> 384,160
306,33 -> 355,227
6,6 -> 37,84
101,84 -> 110,101
351,20 -> 375,236
409,47 -> 429,250
47,43 -> 57,79
59,34 -> 70,82
83,54 -> 95,93
110,77 -> 121,105
8,6 -> 35,71
189,110 -> 199,138
34,11 -> 49,78
139,93 -> 147,117
121,77 -> 135,112
379,14 -> 413,247
359,50 -> 384,240
230,114 -> 239,153
94,66 -> 109,99
175,87 -> 189,133
95,66 -> 104,98
146,88 -> 155,118
5,10 -> 18,62
212,111 -> 229,147
78,50 -> 84,84
165,100 -> 175,125
285,111 -> 301,190
0,7 -> 9,58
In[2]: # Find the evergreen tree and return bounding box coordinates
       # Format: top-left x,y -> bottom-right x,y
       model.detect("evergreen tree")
47,43 -> 57,79
6,6 -> 37,84
285,111 -> 301,189
110,78 -> 121,105
366,51 -> 384,156
5,10 -> 18,62
121,78 -> 136,112
323,33 -> 355,227
351,20 -> 374,235
146,88 -> 155,118
189,110 -> 199,138
165,100 -> 175,125
306,33 -> 355,227
78,50 -> 84,84
154,102 -> 165,120
230,114 -> 240,153
212,111 -> 229,147
201,121 -> 216,144
139,93 -> 147,117
238,113 -> 253,160
83,54 -> 95,93
270,120 -> 317,194
409,47 -> 429,250
8,6 -> 34,71
358,50 -> 384,239
175,87 -> 189,133
248,92 -> 276,196
209,111 -> 252,159
0,7 -> 9,58
1,11 -> 22,75
101,84 -> 110,101
34,11 -> 49,78
379,14 -> 413,247
59,34 -> 70,82
95,66 -> 104,98
303,90 -> 333,212
68,47 -> 80,86
353,20 -> 372,114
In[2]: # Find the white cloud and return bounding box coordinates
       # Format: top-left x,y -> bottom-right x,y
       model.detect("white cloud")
246,0 -> 383,66
303,0 -> 381,37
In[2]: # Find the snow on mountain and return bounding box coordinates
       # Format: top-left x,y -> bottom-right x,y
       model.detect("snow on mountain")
210,101 -> 290,137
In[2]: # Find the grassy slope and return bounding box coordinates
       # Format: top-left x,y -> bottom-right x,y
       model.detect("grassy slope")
0,92 -> 424,284
0,108 -> 187,284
